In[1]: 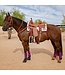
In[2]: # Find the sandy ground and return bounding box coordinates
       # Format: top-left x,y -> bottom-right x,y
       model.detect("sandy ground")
0,26 -> 65,70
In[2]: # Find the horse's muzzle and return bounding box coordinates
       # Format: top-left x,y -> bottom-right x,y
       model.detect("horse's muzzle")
2,25 -> 9,31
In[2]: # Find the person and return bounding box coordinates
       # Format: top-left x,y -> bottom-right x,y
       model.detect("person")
7,27 -> 13,39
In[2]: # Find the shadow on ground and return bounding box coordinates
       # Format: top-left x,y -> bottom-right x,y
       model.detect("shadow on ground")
13,47 -> 53,58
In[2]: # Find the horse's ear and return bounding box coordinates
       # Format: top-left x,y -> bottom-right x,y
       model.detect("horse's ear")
8,12 -> 10,16
6,13 -> 8,16
6,12 -> 10,17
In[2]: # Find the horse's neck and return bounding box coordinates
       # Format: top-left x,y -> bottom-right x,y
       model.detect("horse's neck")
12,17 -> 22,32
12,23 -> 19,32
12,17 -> 27,32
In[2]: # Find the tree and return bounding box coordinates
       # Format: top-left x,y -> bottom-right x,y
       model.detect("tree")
35,19 -> 47,24
0,10 -> 6,26
60,14 -> 65,32
0,8 -> 25,26
61,14 -> 65,25
35,19 -> 42,24
43,21 -> 47,24
11,8 -> 25,20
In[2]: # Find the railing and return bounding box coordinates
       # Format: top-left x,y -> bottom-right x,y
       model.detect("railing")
57,25 -> 65,28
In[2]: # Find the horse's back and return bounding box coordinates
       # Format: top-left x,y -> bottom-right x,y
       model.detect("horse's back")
47,24 -> 61,34
47,24 -> 60,31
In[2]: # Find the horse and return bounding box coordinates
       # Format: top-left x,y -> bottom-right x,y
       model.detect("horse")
2,12 -> 63,63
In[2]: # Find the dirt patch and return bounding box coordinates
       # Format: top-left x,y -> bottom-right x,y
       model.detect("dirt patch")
0,26 -> 65,70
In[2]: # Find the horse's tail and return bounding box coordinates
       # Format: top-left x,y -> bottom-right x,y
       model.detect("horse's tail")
60,33 -> 63,55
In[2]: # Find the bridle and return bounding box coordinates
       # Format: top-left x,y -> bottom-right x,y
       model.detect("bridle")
10,16 -> 23,32
7,16 -> 13,26
8,16 -> 27,34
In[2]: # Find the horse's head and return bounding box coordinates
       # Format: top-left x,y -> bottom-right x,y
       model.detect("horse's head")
2,12 -> 13,31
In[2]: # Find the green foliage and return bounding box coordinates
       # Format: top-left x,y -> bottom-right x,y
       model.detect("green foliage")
43,21 -> 47,24
0,10 -> 6,26
0,8 -> 25,26
35,19 -> 47,24
35,19 -> 41,24
60,14 -> 65,32
61,28 -> 65,32
11,8 -> 25,20
61,14 -> 65,25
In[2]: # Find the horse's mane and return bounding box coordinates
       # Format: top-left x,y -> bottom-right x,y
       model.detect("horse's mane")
12,16 -> 27,28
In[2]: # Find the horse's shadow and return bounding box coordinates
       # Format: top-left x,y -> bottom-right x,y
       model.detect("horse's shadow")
13,47 -> 53,58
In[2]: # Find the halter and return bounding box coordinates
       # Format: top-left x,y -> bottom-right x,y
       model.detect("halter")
9,16 -> 26,34
8,16 -> 13,26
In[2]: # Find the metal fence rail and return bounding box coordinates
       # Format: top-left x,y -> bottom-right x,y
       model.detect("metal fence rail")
57,25 -> 65,28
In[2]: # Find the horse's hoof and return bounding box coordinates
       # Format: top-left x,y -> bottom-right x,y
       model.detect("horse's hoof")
52,57 -> 55,60
58,60 -> 61,63
27,56 -> 31,60
52,58 -> 55,60
23,58 -> 27,63
59,58 -> 62,60
8,38 -> 11,39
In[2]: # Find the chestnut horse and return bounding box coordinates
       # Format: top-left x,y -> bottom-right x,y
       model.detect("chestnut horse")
2,13 -> 63,63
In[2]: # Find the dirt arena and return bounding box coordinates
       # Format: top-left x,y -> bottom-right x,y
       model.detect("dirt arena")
0,26 -> 65,70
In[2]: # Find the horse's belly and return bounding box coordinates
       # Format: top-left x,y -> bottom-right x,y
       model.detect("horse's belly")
40,32 -> 49,42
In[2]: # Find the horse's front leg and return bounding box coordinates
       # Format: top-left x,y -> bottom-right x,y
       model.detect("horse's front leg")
27,50 -> 31,60
22,40 -> 31,63
23,50 -> 27,62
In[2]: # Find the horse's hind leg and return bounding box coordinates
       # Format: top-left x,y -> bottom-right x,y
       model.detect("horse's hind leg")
51,40 -> 57,60
54,41 -> 62,63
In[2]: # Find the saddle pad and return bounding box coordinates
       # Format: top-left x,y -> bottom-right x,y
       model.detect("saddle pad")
42,24 -> 47,31
27,27 -> 30,31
